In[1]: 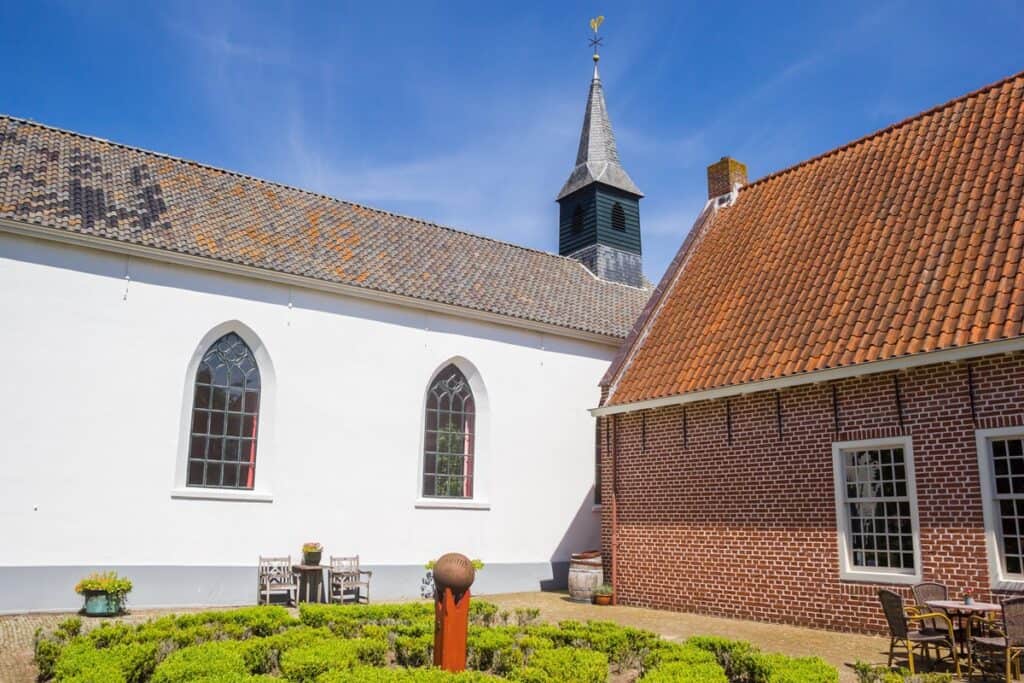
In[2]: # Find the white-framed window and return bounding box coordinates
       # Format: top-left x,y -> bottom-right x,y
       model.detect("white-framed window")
976,427 -> 1024,589
415,357 -> 490,510
832,436 -> 922,584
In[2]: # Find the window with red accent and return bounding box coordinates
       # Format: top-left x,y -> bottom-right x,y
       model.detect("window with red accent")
187,333 -> 261,490
422,365 -> 475,498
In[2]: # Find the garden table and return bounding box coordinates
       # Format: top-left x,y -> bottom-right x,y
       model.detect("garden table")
926,599 -> 1001,660
292,564 -> 327,603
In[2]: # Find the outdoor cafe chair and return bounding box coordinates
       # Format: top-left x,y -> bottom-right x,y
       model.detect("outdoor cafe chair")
879,589 -> 961,676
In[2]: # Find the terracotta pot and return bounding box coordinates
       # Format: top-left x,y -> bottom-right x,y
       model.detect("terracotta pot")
593,594 -> 612,606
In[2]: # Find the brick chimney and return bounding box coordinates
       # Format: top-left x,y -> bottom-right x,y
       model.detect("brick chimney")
706,156 -> 748,200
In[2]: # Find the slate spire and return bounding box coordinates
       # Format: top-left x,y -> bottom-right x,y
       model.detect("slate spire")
557,62 -> 643,200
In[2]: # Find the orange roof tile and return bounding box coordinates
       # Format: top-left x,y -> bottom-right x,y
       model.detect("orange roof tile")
604,70 -> 1024,407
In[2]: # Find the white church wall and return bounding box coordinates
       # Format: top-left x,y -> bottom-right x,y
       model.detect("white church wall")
0,231 -> 612,612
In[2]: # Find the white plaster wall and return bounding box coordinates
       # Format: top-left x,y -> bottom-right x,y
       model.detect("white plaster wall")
0,232 -> 609,575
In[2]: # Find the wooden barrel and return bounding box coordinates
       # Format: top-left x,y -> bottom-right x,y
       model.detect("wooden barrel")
567,551 -> 603,603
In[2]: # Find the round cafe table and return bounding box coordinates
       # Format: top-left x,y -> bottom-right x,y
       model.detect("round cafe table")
926,599 -> 1001,658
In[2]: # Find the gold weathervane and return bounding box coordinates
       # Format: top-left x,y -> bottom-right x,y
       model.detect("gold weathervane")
589,15 -> 605,62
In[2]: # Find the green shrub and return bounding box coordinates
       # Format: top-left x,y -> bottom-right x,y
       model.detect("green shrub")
644,661 -> 730,682
645,642 -> 719,670
758,653 -> 838,683
470,601 -> 499,626
56,617 -> 83,639
468,627 -> 517,671
280,638 -> 384,681
686,636 -> 767,682
150,641 -> 249,682
317,667 -> 494,681
517,647 -> 608,683
396,634 -> 433,667
54,640 -> 158,683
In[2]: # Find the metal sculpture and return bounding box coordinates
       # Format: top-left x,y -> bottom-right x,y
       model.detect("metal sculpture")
432,552 -> 476,672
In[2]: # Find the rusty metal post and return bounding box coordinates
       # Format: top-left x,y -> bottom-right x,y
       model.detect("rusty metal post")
432,553 -> 476,672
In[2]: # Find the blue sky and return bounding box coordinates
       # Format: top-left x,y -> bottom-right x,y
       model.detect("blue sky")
2,2 -> 1022,282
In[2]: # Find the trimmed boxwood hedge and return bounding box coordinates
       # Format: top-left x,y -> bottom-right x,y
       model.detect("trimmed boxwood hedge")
35,602 -> 838,682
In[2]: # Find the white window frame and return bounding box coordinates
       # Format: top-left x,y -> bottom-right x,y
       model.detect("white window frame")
171,321 -> 276,503
832,436 -> 922,584
414,356 -> 490,511
976,426 -> 1024,590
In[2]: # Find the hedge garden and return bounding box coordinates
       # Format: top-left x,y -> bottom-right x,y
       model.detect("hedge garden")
34,601 -> 838,682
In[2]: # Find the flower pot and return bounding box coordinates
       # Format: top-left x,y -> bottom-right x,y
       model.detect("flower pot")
965,595 -> 975,605
82,591 -> 121,617
594,594 -> 612,606
303,551 -> 322,566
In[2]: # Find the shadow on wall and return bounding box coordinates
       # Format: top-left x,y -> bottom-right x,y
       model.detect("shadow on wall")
542,488 -> 600,590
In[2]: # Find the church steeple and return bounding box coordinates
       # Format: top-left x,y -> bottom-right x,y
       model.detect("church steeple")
556,61 -> 643,201
557,18 -> 644,288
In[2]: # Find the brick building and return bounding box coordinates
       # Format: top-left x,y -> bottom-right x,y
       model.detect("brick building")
593,71 -> 1024,633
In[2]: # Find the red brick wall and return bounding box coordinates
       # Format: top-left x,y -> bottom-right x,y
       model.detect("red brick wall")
598,352 -> 1024,633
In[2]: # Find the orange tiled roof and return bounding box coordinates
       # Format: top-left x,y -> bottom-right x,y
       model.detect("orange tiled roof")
605,70 -> 1024,407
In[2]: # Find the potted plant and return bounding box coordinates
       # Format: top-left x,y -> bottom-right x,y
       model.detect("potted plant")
75,571 -> 132,616
593,583 -> 614,606
302,542 -> 323,566
964,587 -> 975,605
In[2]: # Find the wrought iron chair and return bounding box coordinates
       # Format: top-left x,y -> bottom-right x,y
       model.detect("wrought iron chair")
329,555 -> 372,604
879,589 -> 960,676
257,556 -> 299,606
969,596 -> 1024,682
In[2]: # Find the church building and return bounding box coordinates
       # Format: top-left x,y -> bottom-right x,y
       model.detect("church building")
0,56 -> 649,612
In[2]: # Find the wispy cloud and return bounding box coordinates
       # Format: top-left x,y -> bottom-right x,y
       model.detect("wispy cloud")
167,21 -> 294,68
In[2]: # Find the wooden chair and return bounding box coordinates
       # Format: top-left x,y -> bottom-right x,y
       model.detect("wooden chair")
969,596 -> 1024,682
329,555 -> 372,604
879,589 -> 960,676
257,556 -> 298,606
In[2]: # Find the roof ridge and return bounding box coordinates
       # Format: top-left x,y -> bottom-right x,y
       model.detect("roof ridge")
742,68 -> 1024,192
0,113 -> 609,270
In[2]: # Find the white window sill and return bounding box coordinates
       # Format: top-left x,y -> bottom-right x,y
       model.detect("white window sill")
989,576 -> 1024,591
171,487 -> 273,503
592,504 -> 603,512
839,568 -> 922,586
415,498 -> 490,510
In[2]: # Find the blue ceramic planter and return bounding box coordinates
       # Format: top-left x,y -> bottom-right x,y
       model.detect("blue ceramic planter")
83,592 -> 121,617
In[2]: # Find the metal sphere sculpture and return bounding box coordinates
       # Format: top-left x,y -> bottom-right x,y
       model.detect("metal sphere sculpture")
433,553 -> 475,595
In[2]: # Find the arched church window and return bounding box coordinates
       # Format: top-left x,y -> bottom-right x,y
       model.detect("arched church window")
571,204 -> 584,233
611,202 -> 626,231
423,364 -> 475,498
187,332 -> 261,490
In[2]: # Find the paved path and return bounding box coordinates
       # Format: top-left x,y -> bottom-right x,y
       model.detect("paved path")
1,592 -> 892,682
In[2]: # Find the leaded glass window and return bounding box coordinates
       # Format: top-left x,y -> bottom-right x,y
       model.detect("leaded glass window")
423,365 -> 475,498
989,437 -> 1024,577
840,447 -> 915,572
187,333 -> 261,490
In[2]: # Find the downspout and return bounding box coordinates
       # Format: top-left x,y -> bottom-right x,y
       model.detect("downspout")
610,413 -> 619,605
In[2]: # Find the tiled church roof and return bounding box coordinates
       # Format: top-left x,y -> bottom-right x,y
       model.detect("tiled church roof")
604,70 -> 1024,406
0,115 -> 650,340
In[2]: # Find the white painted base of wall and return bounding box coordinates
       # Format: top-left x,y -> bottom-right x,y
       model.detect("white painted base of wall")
0,562 -> 569,614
